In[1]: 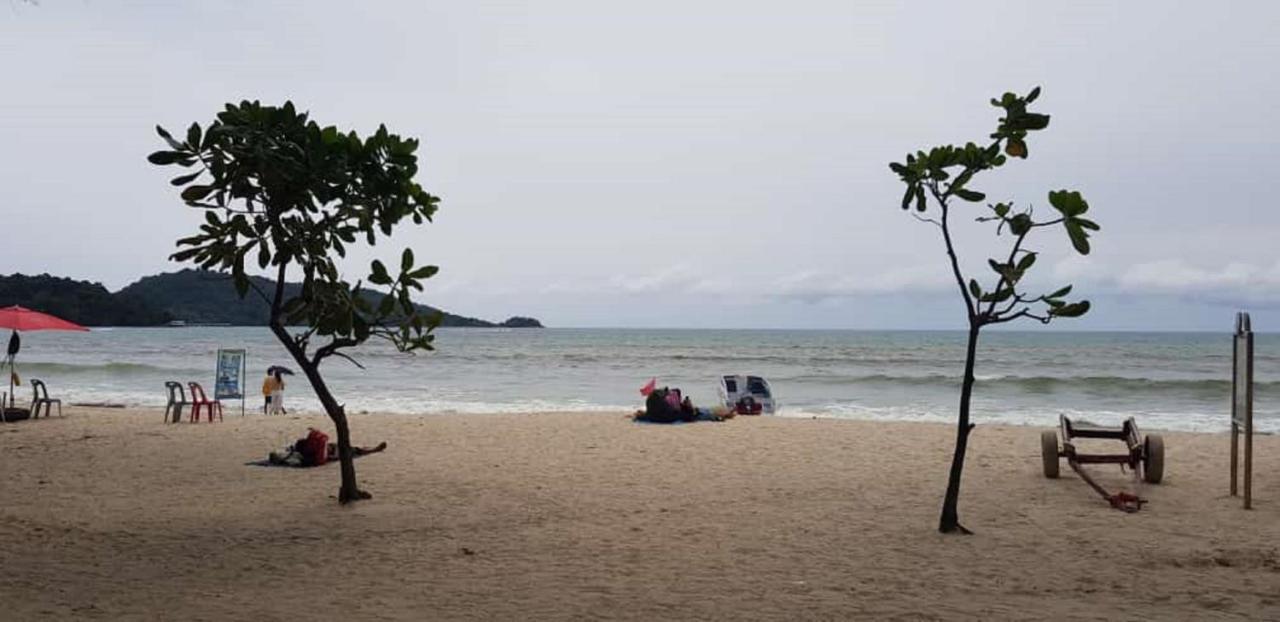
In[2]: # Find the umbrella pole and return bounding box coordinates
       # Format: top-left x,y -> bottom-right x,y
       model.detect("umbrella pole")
5,330 -> 16,411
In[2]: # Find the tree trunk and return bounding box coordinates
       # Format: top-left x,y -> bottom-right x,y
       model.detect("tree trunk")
939,322 -> 981,534
269,323 -> 369,504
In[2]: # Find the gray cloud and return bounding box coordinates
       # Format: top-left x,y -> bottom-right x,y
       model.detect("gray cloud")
1,1 -> 1277,329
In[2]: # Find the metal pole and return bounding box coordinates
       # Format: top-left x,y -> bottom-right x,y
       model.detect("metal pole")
1230,326 -> 1239,497
1244,328 -> 1254,510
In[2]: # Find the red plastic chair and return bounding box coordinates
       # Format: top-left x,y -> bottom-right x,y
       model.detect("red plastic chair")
187,382 -> 223,422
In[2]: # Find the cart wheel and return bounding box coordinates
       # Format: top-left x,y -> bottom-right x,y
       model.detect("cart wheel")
1143,434 -> 1164,484
1041,430 -> 1059,479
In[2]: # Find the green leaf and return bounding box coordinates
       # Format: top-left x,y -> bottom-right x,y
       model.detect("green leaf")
1009,214 -> 1032,236
182,185 -> 214,202
155,125 -> 185,151
1026,86 -> 1041,103
378,294 -> 396,316
257,241 -> 270,269
1047,285 -> 1072,299
979,287 -> 1013,303
1016,252 -> 1037,271
1022,113 -> 1050,131
968,279 -> 982,299
915,186 -> 926,212
993,203 -> 1010,218
1065,220 -> 1091,254
409,265 -> 438,280
171,247 -> 202,262
340,308 -> 354,336
1049,300 -> 1091,318
900,184 -> 914,210
1048,190 -> 1088,217
186,123 -> 202,151
170,172 -> 201,186
233,271 -> 249,298
148,151 -> 187,165
401,247 -> 414,272
954,188 -> 985,202
370,260 -> 392,285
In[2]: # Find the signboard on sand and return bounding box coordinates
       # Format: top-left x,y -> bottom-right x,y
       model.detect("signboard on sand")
214,348 -> 246,416
1230,312 -> 1253,509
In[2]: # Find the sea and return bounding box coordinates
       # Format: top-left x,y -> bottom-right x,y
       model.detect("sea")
5,327 -> 1276,433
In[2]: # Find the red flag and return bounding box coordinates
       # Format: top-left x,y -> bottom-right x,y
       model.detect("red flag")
639,378 -> 657,396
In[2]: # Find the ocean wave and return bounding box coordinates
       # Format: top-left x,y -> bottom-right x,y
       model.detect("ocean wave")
12,361 -> 209,376
782,404 -> 1280,434
776,372 -> 1275,395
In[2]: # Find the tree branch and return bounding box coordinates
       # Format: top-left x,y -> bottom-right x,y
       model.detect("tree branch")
294,325 -> 318,347
983,229 -> 1031,319
185,202 -> 258,214
981,215 -> 1066,321
994,293 -> 1027,317
912,213 -> 942,227
244,277 -> 273,308
269,255 -> 288,323
313,337 -> 358,367
329,350 -> 366,370
987,307 -> 1052,325
928,182 -> 975,320
939,138 -> 1001,200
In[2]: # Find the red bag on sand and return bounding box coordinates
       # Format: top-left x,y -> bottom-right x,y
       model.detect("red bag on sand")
298,429 -> 329,466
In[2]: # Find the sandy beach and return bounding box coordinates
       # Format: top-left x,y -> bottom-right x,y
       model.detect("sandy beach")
1,408 -> 1278,620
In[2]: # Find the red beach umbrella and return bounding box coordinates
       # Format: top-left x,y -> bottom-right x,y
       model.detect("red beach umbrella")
0,306 -> 89,413
639,377 -> 657,397
0,306 -> 90,332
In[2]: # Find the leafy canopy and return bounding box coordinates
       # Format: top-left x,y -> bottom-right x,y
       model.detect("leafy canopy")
148,101 -> 442,361
888,87 -> 1097,326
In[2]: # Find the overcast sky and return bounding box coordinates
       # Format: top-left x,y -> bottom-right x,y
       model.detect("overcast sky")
2,1 -> 1277,329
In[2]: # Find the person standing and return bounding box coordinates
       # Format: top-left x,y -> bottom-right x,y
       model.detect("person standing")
262,370 -> 277,414
269,369 -> 286,415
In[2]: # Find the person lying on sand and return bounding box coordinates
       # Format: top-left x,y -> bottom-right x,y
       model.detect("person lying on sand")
267,437 -> 387,467
632,387 -> 735,423
326,441 -> 388,461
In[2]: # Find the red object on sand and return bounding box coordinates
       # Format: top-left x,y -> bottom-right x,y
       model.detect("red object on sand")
187,382 -> 224,423
301,429 -> 329,466
0,306 -> 88,415
639,378 -> 657,396
0,306 -> 89,332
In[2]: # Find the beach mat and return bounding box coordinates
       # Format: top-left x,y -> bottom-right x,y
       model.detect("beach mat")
633,417 -> 724,425
245,452 -> 377,468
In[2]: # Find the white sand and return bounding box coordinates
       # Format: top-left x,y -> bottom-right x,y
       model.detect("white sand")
2,407 -> 1278,620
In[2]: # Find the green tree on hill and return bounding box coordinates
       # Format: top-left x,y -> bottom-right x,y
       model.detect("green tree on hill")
149,101 -> 441,503
888,87 -> 1099,534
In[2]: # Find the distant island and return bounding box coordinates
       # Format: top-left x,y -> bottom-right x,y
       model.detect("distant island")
0,270 -> 543,328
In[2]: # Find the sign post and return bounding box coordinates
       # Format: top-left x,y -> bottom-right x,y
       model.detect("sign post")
1230,312 -> 1253,509
214,348 -> 247,417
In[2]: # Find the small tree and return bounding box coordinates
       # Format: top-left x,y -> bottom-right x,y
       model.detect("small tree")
888,87 -> 1098,533
149,101 -> 441,503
